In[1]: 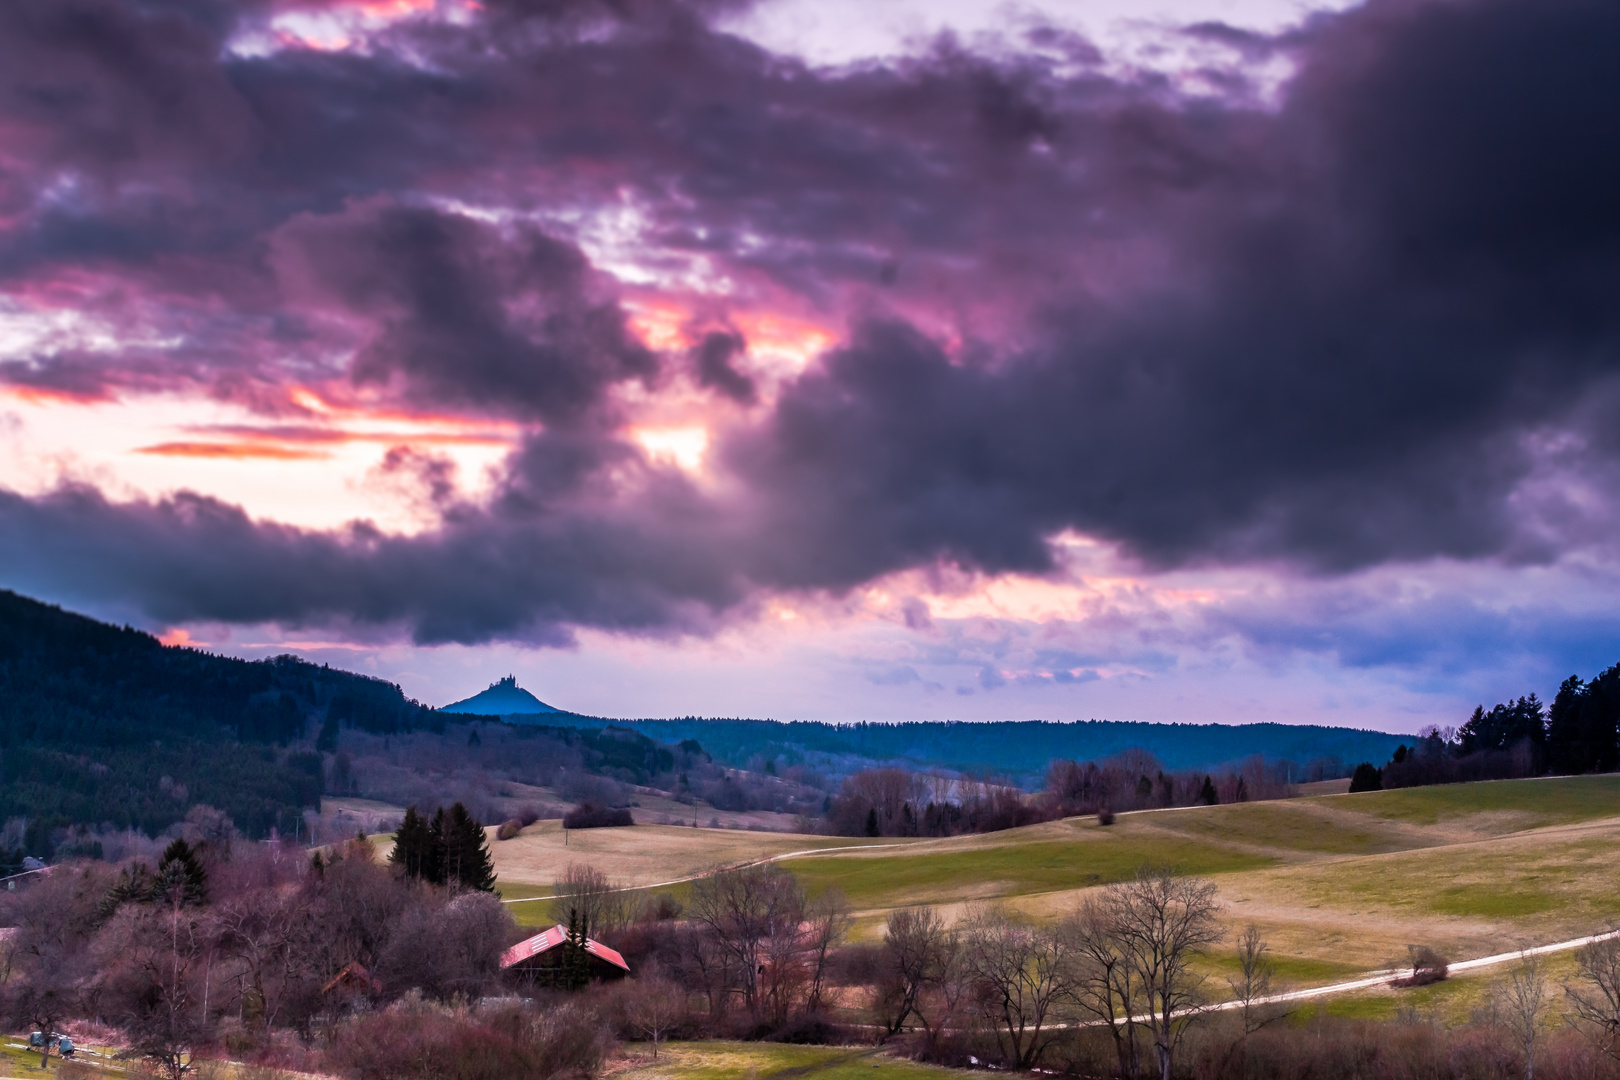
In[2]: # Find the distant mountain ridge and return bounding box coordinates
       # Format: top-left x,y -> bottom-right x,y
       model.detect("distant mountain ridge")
441,676 -> 560,716
533,715 -> 1413,786
0,586 -> 1412,857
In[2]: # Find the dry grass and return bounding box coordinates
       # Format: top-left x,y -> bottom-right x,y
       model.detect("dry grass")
478,774 -> 1620,1002
491,820 -> 895,893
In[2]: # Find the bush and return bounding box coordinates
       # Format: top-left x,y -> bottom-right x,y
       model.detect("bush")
764,1014 -> 858,1045
496,819 -> 523,841
325,998 -> 609,1080
562,804 -> 633,829
1096,808 -> 1115,826
1391,945 -> 1448,987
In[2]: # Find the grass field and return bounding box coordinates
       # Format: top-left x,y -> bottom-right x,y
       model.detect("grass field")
490,774 -> 1620,999
611,1041 -> 971,1080
491,820 -> 891,894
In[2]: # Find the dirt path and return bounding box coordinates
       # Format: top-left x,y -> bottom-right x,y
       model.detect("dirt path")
1212,928 -> 1618,1012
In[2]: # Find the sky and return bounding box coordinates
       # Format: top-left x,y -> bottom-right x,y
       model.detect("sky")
2,0 -> 1619,731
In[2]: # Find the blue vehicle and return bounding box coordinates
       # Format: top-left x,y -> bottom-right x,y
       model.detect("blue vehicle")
27,1032 -> 72,1056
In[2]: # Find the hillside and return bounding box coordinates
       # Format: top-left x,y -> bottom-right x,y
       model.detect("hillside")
0,586 -> 1417,864
495,774 -> 1620,1012
0,589 -> 437,848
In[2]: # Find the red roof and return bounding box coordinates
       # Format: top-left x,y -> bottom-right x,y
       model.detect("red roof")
500,925 -> 630,973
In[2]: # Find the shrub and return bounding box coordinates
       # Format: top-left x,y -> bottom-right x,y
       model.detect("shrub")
562,804 -> 633,829
323,998 -> 610,1080
1096,808 -> 1115,826
1391,945 -> 1449,987
496,819 -> 523,841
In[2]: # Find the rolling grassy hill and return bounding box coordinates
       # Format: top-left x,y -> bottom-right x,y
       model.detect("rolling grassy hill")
493,775 -> 1620,1002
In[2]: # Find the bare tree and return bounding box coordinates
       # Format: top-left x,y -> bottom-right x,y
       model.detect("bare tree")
0,863 -> 108,1069
960,905 -> 1076,1069
1063,895 -> 1145,1080
803,889 -> 852,1014
688,864 -> 806,1018
1110,869 -> 1223,1080
9,980 -> 74,1071
1497,949 -> 1548,1080
96,905 -> 215,1080
1568,934 -> 1620,1063
879,906 -> 953,1038
549,863 -> 627,939
215,889 -> 321,1030
1229,924 -> 1280,1041
625,970 -> 686,1058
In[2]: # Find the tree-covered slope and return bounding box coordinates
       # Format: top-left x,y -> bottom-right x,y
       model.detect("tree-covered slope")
0,589 -> 435,849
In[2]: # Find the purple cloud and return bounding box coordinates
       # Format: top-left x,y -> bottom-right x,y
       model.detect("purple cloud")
0,0 -> 1617,671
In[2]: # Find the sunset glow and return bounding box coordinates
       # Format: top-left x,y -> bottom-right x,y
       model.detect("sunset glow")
2,0 -> 1618,729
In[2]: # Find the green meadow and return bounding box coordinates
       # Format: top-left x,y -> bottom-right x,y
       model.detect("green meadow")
491,774 -> 1620,1009
614,1041 -> 971,1080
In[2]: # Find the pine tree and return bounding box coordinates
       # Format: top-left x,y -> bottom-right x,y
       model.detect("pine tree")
390,805 -> 438,882
100,861 -> 155,917
439,802 -> 496,892
1199,775 -> 1219,805
563,905 -> 588,991
152,838 -> 208,908
1349,762 -> 1383,793
424,807 -> 449,885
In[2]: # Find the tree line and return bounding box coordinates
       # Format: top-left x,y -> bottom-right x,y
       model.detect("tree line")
1349,660 -> 1620,791
820,753 -> 1294,838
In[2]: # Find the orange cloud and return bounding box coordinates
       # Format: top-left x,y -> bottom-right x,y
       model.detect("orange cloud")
137,441 -> 333,461
1,383 -> 116,406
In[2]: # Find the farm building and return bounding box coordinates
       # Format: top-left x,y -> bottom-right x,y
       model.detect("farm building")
501,924 -> 630,985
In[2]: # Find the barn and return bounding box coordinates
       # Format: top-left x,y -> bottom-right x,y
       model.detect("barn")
501,924 -> 631,986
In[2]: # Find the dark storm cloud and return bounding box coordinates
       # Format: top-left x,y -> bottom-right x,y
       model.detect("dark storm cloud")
275,200 -> 658,423
691,330 -> 756,405
1,0 -> 1620,642
0,449 -> 746,644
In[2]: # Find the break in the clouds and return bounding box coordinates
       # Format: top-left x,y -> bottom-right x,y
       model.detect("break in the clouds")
2,0 -> 1619,723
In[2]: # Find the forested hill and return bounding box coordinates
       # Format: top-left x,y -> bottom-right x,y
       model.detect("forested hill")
0,589 -> 435,848
536,716 -> 1412,784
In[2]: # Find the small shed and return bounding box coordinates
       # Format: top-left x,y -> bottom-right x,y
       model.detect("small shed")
501,924 -> 630,984
322,961 -> 381,998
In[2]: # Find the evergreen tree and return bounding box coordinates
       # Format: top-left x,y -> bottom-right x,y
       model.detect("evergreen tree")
152,838 -> 208,907
390,805 -> 436,882
425,807 -> 450,885
1349,762 -> 1383,793
315,715 -> 339,753
438,802 -> 496,892
562,905 -> 589,991
864,808 -> 879,837
100,861 -> 155,917
1199,775 -> 1218,805
1546,667 -> 1620,775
